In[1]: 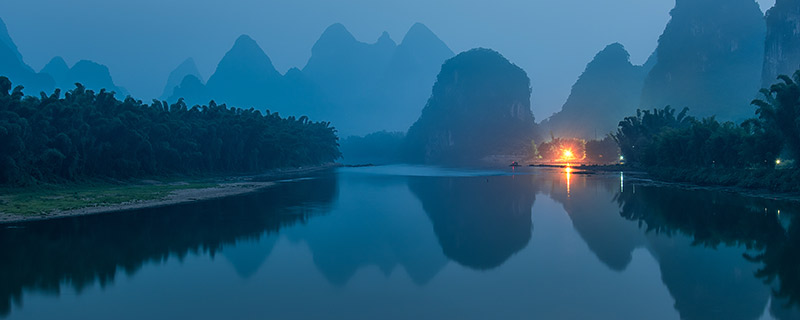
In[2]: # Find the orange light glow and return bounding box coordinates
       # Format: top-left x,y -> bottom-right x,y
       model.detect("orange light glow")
565,166 -> 572,196
562,149 -> 575,161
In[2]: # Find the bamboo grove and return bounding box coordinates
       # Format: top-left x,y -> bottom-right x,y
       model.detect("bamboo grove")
0,77 -> 341,185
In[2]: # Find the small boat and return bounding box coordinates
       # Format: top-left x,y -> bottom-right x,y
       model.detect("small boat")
509,161 -> 521,167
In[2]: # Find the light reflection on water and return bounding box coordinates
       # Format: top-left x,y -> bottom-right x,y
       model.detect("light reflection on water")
0,165 -> 798,320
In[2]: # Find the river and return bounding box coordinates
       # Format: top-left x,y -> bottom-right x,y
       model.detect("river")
1,165 -> 798,319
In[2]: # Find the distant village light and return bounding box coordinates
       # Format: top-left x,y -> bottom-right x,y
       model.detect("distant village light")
562,149 -> 575,161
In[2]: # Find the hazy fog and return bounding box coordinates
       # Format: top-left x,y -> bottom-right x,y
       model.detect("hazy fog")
0,0 -> 776,118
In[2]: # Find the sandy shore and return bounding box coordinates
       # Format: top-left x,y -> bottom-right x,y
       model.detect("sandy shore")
0,164 -> 338,225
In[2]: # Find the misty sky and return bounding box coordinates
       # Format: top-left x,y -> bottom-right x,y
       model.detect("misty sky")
0,0 -> 776,119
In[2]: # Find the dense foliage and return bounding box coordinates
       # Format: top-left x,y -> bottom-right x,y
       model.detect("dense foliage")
613,106 -> 781,168
753,72 -> 800,160
0,77 -> 340,185
584,136 -> 620,164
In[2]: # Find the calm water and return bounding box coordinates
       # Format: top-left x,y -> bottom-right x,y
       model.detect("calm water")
1,165 -> 799,319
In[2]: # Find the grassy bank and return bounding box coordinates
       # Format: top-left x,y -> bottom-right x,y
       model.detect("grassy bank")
0,164 -> 338,219
0,180 -> 218,216
646,167 -> 800,193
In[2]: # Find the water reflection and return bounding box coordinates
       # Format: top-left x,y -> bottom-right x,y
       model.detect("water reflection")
0,174 -> 338,317
284,173 -> 448,286
543,169 -> 800,319
408,174 -> 536,270
3,166 -> 800,319
615,182 -> 800,319
543,172 -> 645,271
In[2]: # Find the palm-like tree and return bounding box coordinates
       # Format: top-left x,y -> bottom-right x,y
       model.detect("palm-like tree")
752,72 -> 800,161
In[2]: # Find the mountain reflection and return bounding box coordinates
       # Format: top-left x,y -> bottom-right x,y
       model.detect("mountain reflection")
0,174 -> 338,317
615,182 -> 800,319
408,174 -> 536,270
543,171 -> 646,271
284,174 -> 448,286
542,169 -> 800,319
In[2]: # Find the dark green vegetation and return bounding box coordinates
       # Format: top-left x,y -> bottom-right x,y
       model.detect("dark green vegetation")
167,23 -> 453,135
614,106 -> 780,169
544,43 -> 648,139
640,0 -> 765,121
613,71 -> 800,192
0,77 -> 340,186
405,48 -> 539,164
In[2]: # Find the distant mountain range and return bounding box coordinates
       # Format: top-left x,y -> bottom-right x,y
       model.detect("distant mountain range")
6,0 -> 800,141
0,17 -> 126,96
543,43 -> 649,139
41,57 -> 127,96
640,0 -> 765,121
547,0 -> 771,139
164,23 -> 453,135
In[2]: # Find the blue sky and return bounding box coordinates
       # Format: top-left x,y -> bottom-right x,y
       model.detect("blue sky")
0,0 -> 777,118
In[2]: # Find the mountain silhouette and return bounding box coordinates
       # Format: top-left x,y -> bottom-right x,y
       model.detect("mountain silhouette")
163,23 -> 453,136
640,0 -> 766,121
405,48 -> 538,164
40,57 -> 127,96
285,176 -> 448,286
0,17 -> 23,64
544,172 -> 647,271
161,58 -> 203,100
40,56 -> 70,86
0,17 -> 54,95
408,175 -> 535,270
372,23 -> 456,133
168,74 -> 208,105
763,0 -> 800,87
205,35 -> 283,108
545,43 -> 647,139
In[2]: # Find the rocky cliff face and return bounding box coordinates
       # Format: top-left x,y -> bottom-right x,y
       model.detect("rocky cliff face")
763,0 -> 800,87
405,48 -> 538,164
545,43 -> 647,139
641,0 -> 766,121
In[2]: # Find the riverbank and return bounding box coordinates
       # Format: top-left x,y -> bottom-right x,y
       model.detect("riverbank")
598,166 -> 800,203
0,164 -> 338,225
644,167 -> 800,193
530,163 -> 800,202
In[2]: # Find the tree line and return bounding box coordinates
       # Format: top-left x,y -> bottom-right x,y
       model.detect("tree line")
612,74 -> 800,169
0,77 -> 341,185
